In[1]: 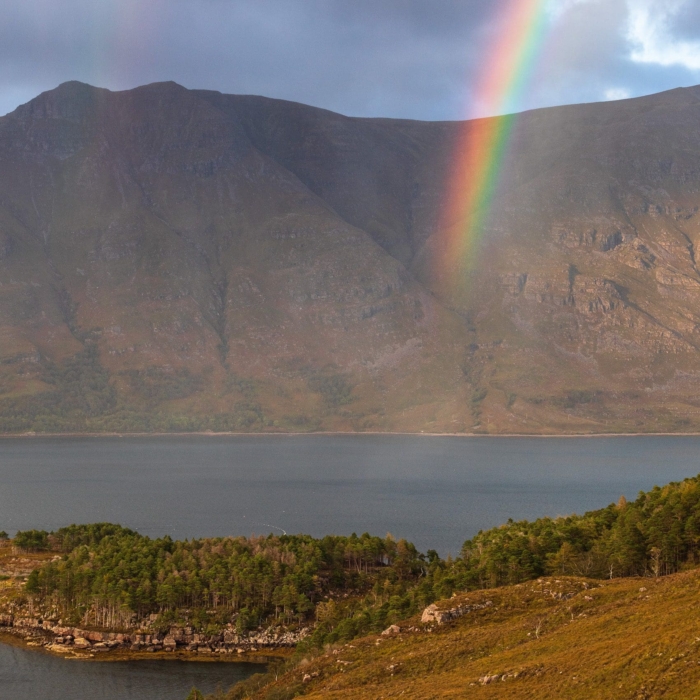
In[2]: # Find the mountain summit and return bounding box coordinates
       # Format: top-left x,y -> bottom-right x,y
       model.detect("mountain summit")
2,82 -> 700,434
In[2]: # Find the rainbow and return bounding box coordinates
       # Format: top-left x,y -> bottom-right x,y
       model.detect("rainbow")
436,0 -> 552,292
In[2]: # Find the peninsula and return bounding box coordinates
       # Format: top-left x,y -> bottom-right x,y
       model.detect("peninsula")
1,474 -> 700,699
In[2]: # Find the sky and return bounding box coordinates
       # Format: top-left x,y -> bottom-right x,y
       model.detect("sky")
2,0 -> 700,121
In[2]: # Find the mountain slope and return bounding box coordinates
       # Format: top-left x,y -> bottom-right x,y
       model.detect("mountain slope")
3,82 -> 700,432
0,81 -> 469,432
244,571 -> 700,700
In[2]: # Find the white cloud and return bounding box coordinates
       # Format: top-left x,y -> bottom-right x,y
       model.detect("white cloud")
604,87 -> 631,100
626,0 -> 700,71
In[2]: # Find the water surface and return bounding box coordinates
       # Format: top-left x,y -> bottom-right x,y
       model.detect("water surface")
1,434 -> 698,555
2,434 -> 700,699
0,641 -> 263,700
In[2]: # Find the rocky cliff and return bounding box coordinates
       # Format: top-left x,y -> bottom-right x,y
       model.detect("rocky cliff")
3,82 -> 700,433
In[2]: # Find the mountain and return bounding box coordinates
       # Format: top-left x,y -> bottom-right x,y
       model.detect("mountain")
2,81 -> 700,433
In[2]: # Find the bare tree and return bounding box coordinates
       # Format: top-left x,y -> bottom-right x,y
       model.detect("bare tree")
650,547 -> 662,578
535,618 -> 544,639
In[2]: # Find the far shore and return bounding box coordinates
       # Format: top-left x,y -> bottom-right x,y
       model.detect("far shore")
2,430 -> 700,439
0,629 -> 283,663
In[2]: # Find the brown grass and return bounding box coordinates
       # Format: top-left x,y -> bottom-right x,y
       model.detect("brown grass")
251,571 -> 700,699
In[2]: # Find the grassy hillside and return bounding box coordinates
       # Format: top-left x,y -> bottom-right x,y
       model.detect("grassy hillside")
233,571 -> 700,699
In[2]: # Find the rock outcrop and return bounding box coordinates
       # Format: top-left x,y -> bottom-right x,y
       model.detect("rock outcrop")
1,614 -> 308,655
421,600 -> 493,625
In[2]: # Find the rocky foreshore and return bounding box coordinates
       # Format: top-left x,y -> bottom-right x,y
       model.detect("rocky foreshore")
0,613 -> 307,658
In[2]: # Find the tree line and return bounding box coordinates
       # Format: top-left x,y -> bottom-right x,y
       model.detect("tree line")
21,526 -> 423,633
15,474 -> 700,646
456,475 -> 700,587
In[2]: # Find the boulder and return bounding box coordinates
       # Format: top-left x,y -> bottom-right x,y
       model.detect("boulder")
421,604 -> 440,623
422,600 -> 493,625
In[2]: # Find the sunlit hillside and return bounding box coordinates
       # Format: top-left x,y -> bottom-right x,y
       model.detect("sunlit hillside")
4,83 -> 700,433
238,571 -> 700,700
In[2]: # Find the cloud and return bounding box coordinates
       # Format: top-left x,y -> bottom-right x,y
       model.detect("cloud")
626,0 -> 700,71
0,0 -> 699,120
524,0 -> 632,109
0,0 -> 492,120
546,0 -> 599,21
604,87 -> 632,100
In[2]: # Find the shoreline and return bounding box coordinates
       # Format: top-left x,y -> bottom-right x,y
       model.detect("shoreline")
0,627 -> 290,663
2,430 -> 700,439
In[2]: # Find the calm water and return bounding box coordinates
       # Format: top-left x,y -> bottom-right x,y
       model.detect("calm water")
1,434 -> 700,699
0,642 -> 264,700
1,434 -> 699,554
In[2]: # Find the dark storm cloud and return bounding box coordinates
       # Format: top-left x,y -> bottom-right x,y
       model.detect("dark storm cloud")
0,0 -> 488,119
2,0 -> 700,120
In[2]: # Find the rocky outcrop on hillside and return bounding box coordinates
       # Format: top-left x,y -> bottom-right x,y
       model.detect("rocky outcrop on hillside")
420,599 -> 493,625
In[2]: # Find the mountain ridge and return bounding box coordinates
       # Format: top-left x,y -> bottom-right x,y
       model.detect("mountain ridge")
3,81 -> 700,433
